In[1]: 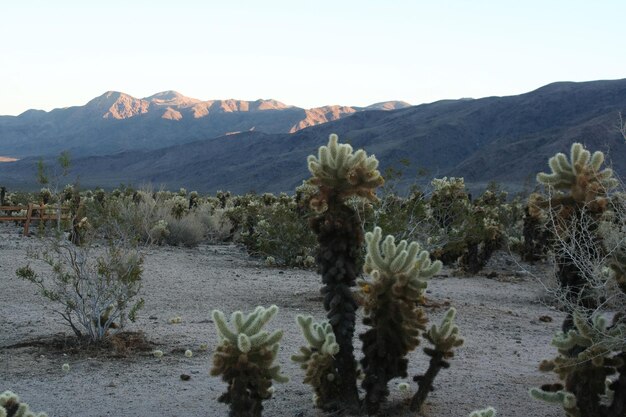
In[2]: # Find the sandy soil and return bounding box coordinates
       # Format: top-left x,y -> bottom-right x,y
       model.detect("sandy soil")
0,223 -> 565,417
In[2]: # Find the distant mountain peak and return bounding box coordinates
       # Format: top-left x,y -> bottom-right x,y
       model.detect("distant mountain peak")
86,91 -> 149,120
147,90 -> 186,100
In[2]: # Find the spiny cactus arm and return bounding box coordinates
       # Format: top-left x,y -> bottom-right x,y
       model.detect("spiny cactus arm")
212,310 -> 238,344
238,306 -> 265,333
469,407 -> 496,417
246,305 -> 279,335
268,364 -> 290,383
237,334 -> 252,353
529,388 -> 580,417
296,315 -> 324,348
410,308 -> 463,413
537,143 -> 618,192
551,330 -> 592,351
425,308 -> 465,352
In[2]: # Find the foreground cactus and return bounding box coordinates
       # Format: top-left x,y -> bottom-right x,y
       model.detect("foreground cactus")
532,143 -> 626,417
306,133 -> 383,411
291,315 -> 341,408
0,391 -> 47,417
210,305 -> 288,417
357,226 -> 442,413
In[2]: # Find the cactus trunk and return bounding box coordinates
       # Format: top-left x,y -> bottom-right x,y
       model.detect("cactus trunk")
310,197 -> 361,412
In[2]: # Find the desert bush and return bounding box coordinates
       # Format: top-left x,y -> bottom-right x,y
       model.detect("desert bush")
530,143 -> 626,417
0,390 -> 48,417
248,200 -> 316,266
164,211 -> 207,247
16,236 -> 144,343
427,178 -> 507,273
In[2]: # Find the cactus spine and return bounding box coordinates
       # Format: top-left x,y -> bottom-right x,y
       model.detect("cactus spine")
0,391 -> 47,417
306,133 -> 384,411
210,305 -> 288,417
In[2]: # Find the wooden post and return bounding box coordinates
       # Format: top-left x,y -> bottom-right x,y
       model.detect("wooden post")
23,203 -> 33,237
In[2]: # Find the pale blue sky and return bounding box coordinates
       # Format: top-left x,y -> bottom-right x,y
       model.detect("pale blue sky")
1,0 -> 625,115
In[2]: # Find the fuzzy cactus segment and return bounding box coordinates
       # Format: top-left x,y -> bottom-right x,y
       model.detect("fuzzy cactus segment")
0,391 -> 48,417
530,388 -> 580,417
211,305 -> 288,417
291,315 -> 341,408
358,227 -> 443,414
469,407 -> 497,417
307,133 -> 384,212
411,308 -> 464,412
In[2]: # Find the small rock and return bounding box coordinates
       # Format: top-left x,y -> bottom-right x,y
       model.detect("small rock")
539,315 -> 553,323
180,374 -> 191,381
149,315 -> 158,320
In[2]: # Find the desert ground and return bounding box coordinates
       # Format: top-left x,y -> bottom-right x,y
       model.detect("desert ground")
0,222 -> 565,417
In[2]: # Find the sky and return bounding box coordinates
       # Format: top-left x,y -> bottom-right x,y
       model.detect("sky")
1,0 -> 626,115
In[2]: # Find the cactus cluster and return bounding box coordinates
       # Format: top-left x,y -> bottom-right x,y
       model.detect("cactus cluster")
211,305 -> 288,417
291,315 -> 341,408
0,391 -> 47,417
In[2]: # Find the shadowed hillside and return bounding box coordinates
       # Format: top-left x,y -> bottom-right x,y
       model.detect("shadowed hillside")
0,79 -> 625,193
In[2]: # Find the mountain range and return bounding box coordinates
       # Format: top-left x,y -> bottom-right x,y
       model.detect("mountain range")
0,91 -> 409,157
0,80 -> 625,194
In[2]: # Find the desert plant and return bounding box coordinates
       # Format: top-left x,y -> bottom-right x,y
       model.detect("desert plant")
357,226 -> 443,413
211,305 -> 288,417
530,143 -> 626,417
306,133 -> 384,411
410,307 -> 464,412
291,315 -> 341,409
16,237 -> 144,343
0,391 -> 47,417
251,199 -> 316,266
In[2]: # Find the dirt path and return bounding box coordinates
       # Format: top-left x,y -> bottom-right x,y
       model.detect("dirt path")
1,224 -> 563,417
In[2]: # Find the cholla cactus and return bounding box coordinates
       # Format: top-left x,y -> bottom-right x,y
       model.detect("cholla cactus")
358,227 -> 442,413
469,407 -> 497,417
535,144 -> 618,326
531,313 -> 625,417
305,134 -> 384,411
532,144 -> 626,417
411,308 -> 464,412
307,133 -> 383,212
0,391 -> 48,417
211,305 -> 288,417
291,315 -> 341,409
537,143 -> 618,206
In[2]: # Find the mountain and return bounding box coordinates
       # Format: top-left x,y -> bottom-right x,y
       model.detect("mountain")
1,79 -> 625,194
0,91 -> 407,158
